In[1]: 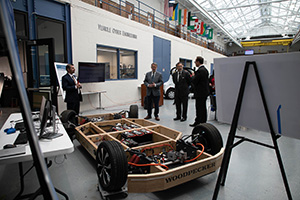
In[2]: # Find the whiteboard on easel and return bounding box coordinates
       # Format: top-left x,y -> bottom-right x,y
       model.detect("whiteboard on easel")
54,62 -> 68,100
214,52 -> 300,140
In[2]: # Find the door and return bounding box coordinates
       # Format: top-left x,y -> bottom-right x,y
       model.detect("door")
26,38 -> 57,110
153,36 -> 171,83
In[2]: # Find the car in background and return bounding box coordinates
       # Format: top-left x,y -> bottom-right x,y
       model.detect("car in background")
163,67 -> 195,99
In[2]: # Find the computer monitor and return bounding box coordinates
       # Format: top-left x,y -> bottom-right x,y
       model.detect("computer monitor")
39,96 -> 47,121
39,102 -> 63,139
38,99 -> 51,139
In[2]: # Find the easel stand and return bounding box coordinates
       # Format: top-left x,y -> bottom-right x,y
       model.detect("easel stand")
212,61 -> 293,200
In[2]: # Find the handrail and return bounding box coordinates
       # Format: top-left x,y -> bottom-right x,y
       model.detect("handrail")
94,0 -> 225,54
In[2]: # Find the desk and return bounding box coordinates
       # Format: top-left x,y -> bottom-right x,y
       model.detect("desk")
0,113 -> 74,164
82,90 -> 106,109
0,113 -> 74,199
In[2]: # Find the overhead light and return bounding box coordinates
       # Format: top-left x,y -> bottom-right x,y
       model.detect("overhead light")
192,16 -> 197,19
169,0 -> 175,3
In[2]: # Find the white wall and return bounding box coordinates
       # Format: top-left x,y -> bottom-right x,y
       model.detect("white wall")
62,0 -> 225,112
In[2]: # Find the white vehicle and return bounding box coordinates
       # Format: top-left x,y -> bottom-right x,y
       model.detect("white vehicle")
163,75 -> 175,99
164,67 -> 195,99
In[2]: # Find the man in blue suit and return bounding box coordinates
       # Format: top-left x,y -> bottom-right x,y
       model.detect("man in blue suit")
62,64 -> 82,114
144,63 -> 163,121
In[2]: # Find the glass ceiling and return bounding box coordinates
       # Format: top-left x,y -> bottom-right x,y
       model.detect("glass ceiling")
194,0 -> 300,40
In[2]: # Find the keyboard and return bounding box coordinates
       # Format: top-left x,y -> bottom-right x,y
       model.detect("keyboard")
40,132 -> 63,139
14,133 -> 28,145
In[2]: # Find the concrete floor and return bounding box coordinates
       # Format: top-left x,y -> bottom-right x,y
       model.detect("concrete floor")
0,98 -> 300,200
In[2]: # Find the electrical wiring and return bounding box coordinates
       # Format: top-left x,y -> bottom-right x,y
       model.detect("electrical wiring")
128,162 -> 169,170
184,143 -> 204,163
141,143 -> 174,152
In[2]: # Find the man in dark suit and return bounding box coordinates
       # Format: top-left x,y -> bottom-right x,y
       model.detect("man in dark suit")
144,63 -> 163,121
172,62 -> 191,122
190,56 -> 209,126
62,64 -> 82,114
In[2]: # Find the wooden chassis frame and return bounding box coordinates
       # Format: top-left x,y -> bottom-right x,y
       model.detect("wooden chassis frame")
75,113 -> 224,193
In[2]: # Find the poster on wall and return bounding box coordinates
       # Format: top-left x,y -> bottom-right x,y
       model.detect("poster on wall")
54,62 -> 68,100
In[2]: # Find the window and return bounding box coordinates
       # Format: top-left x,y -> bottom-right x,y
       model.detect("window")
36,17 -> 67,63
179,58 -> 192,68
97,46 -> 137,80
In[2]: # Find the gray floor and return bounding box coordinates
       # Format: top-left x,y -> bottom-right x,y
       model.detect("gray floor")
0,99 -> 300,200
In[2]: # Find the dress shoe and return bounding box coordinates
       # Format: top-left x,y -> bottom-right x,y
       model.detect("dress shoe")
189,123 -> 198,127
173,117 -> 181,121
155,117 -> 160,121
144,116 -> 151,119
180,118 -> 186,122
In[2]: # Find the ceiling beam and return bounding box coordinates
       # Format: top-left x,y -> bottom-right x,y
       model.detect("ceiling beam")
187,0 -> 243,47
192,0 -> 290,12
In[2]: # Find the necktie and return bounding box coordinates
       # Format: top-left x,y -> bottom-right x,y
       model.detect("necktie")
178,71 -> 181,82
151,73 -> 154,82
72,75 -> 77,84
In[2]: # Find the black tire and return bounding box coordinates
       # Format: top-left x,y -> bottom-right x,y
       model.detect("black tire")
96,141 -> 128,191
166,88 -> 175,99
60,110 -> 77,141
60,110 -> 77,124
191,123 -> 223,155
129,104 -> 138,118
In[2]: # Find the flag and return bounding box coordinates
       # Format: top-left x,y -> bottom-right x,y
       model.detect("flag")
194,19 -> 201,34
187,12 -> 196,31
178,9 -> 182,25
164,0 -> 169,16
200,21 -> 205,35
207,28 -> 213,39
170,3 -> 178,21
183,9 -> 187,26
168,3 -> 173,18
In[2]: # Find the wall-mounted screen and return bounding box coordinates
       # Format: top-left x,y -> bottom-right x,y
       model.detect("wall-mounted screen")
78,62 -> 105,83
245,49 -> 254,55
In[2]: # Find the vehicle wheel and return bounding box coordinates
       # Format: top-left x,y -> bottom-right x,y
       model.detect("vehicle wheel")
60,110 -> 77,124
129,104 -> 138,118
60,110 -> 77,141
191,123 -> 223,155
166,88 -> 175,99
96,141 -> 128,191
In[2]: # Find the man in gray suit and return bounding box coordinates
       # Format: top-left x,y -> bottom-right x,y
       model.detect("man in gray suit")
144,63 -> 163,121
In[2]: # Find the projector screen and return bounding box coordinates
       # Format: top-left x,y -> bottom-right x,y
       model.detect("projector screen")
214,52 -> 300,140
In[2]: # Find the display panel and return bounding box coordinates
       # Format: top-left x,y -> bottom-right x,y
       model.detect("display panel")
78,62 -> 105,83
245,49 -> 254,55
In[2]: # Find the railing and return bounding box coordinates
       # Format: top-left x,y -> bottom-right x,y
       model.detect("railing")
82,0 -> 225,55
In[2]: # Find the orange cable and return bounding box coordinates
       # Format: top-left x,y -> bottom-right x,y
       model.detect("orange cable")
184,143 -> 205,163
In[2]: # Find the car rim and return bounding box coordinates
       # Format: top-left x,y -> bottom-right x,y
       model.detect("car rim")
168,90 -> 175,99
97,146 -> 112,186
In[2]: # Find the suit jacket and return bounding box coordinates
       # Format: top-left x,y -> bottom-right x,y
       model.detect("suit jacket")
62,73 -> 83,103
143,71 -> 163,96
191,65 -> 209,98
172,70 -> 191,97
